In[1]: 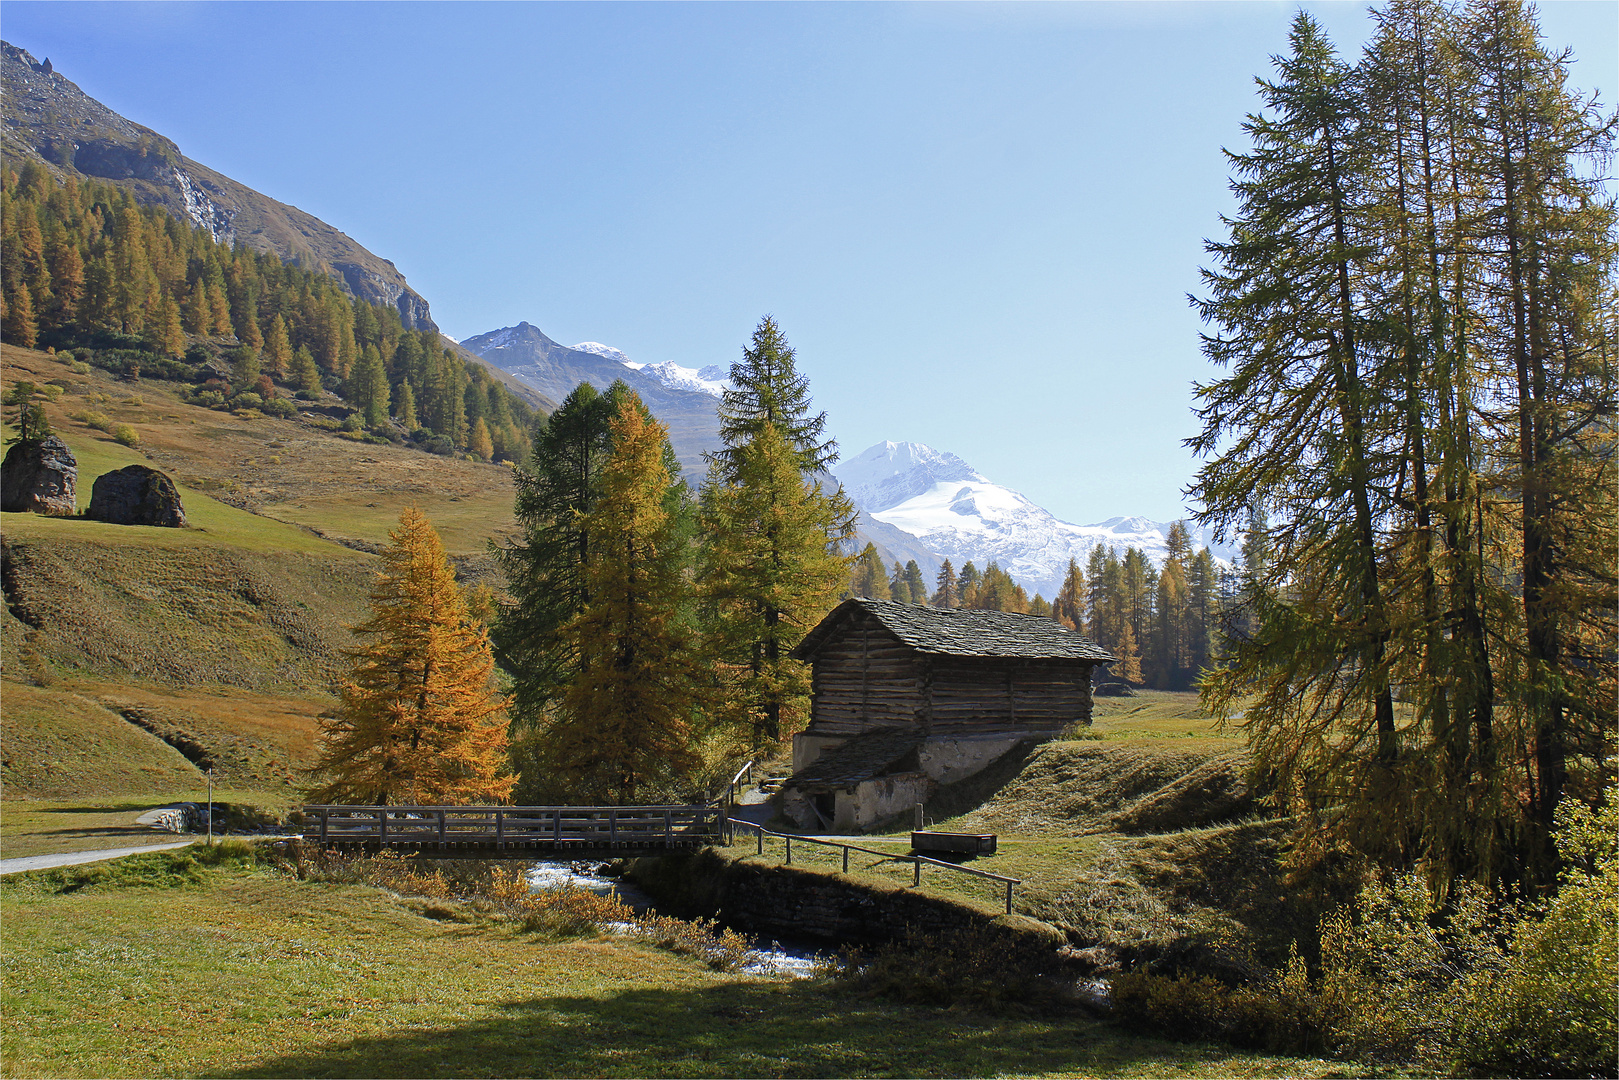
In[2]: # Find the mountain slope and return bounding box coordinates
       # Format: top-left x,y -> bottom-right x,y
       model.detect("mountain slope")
461,322 -> 722,479
1,41 -> 432,330
834,441 -> 1238,598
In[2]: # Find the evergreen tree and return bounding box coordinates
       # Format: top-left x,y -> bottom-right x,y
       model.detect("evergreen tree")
291,345 -> 320,393
494,382 -> 619,731
957,561 -> 983,607
393,378 -> 417,429
543,397 -> 702,802
711,316 -> 837,478
903,561 -> 929,607
931,559 -> 959,608
309,508 -> 513,805
701,421 -> 855,746
263,314 -> 292,378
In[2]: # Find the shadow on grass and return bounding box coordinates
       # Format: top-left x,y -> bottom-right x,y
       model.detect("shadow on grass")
221,978 -> 1297,1080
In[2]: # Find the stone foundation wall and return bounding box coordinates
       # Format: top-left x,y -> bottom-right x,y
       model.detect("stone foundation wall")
627,849 -> 1063,949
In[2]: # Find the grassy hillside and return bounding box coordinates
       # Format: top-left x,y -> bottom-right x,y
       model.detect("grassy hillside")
1,343 -> 528,855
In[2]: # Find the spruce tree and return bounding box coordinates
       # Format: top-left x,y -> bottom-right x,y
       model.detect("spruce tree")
309,508 -> 513,805
847,542 -> 890,600
711,316 -> 837,478
903,561 -> 928,606
888,560 -> 909,604
957,561 -> 983,608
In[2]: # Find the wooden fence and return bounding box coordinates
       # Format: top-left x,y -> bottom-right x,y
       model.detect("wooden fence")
302,804 -> 723,853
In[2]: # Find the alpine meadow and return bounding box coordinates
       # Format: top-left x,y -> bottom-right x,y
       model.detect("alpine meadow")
1,4 -> 1614,1079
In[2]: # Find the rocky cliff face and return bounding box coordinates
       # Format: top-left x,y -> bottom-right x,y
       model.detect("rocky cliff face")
0,41 -> 437,333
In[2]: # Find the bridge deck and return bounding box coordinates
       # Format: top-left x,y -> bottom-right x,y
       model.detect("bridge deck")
302,804 -> 724,854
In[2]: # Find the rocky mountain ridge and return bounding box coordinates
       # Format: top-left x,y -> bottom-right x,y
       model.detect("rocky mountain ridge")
1,41 -> 434,331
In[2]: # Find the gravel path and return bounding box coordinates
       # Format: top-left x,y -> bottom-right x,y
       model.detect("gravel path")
0,840 -> 195,876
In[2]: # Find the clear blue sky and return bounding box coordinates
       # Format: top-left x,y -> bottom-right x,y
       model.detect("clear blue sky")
5,1 -> 1614,526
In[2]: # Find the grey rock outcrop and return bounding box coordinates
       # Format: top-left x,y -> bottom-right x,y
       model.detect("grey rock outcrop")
87,465 -> 186,527
1,436 -> 78,515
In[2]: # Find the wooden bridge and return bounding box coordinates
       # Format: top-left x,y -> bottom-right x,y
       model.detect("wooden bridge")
302,804 -> 725,856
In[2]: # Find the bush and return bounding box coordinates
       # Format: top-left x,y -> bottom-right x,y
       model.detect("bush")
188,390 -> 225,408
1112,945 -> 1321,1053
70,360 -> 91,375
68,409 -> 112,431
111,424 -> 139,447
231,392 -> 264,411
340,413 -> 364,432
261,397 -> 298,418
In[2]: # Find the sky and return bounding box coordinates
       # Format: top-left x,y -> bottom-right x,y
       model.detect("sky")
4,1 -> 1614,528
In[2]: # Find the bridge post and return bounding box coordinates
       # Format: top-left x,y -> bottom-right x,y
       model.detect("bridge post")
378,807 -> 387,845
318,808 -> 328,846
664,810 -> 672,844
438,809 -> 446,847
496,808 -> 504,850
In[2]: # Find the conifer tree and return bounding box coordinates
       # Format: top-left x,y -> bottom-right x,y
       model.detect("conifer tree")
543,397 -> 702,802
148,294 -> 185,358
847,542 -> 890,600
291,345 -> 320,393
1051,558 -> 1086,629
263,314 -> 292,378
3,280 -> 37,348
903,561 -> 928,606
393,378 -> 417,430
888,561 -> 909,604
701,421 -> 854,746
309,508 -> 513,805
470,417 -> 494,462
931,559 -> 959,608
711,316 -> 837,478
494,382 -> 620,731
957,561 -> 983,608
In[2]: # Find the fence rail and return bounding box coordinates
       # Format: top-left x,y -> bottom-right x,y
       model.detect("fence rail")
302,804 -> 723,852
727,818 -> 1022,914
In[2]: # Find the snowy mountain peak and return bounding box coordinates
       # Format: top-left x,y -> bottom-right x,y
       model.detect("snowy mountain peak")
834,441 -> 1238,597
832,441 -> 988,514
571,343 -> 729,398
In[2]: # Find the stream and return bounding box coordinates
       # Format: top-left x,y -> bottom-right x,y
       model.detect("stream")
525,859 -> 826,978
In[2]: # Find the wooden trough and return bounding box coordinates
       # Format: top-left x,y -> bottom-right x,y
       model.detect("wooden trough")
910,830 -> 997,855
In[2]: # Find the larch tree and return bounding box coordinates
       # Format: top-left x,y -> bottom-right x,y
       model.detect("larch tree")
544,395 -> 703,802
309,508 -> 513,806
847,542 -> 890,599
702,421 -> 855,747
903,561 -> 930,606
1051,558 -> 1086,629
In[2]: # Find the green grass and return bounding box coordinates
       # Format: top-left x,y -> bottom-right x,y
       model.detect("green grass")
0,851 -> 1360,1079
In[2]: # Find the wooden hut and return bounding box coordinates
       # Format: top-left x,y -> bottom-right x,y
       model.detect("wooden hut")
780,598 -> 1116,831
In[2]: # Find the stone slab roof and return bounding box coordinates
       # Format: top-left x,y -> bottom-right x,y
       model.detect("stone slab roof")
789,729 -> 924,788
792,597 -> 1118,663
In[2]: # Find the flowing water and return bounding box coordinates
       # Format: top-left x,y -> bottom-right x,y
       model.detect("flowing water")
525,859 -> 824,978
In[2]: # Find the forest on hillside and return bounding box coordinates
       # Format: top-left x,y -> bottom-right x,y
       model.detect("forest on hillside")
0,165 -> 535,462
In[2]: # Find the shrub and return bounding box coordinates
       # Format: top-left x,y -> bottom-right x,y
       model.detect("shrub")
70,360 -> 91,375
124,394 -> 142,406
261,397 -> 297,418
111,424 -> 139,447
69,409 -> 112,431
341,413 -> 364,432
231,392 -> 264,411
1112,944 -> 1321,1053
40,384 -> 63,402
189,390 -> 225,407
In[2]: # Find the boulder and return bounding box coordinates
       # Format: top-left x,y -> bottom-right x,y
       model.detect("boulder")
0,436 -> 78,515
87,465 -> 186,527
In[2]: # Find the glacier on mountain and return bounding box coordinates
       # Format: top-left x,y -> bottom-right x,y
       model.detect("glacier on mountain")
574,342 -> 730,398
832,441 -> 1236,600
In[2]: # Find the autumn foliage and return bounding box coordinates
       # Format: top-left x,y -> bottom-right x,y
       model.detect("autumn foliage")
309,508 -> 513,805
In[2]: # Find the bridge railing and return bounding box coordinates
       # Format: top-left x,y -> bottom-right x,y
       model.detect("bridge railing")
302,804 -> 723,847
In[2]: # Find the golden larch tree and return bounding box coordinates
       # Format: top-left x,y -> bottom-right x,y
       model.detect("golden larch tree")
543,395 -> 704,803
309,507 -> 514,805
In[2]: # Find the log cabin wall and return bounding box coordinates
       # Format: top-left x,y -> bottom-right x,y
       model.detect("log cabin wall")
808,613 -> 926,735
924,656 -> 1095,736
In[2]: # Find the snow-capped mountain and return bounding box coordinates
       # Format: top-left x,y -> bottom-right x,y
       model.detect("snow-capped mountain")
574,342 -> 730,399
832,441 -> 1236,599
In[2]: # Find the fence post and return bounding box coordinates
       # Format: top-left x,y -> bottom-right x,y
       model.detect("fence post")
785,835 -> 792,865
318,808 -> 328,846
913,858 -> 920,887
438,809 -> 446,846
1005,880 -> 1013,915
496,808 -> 504,849
610,809 -> 618,844
842,845 -> 849,874
378,807 -> 387,845
757,825 -> 763,855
